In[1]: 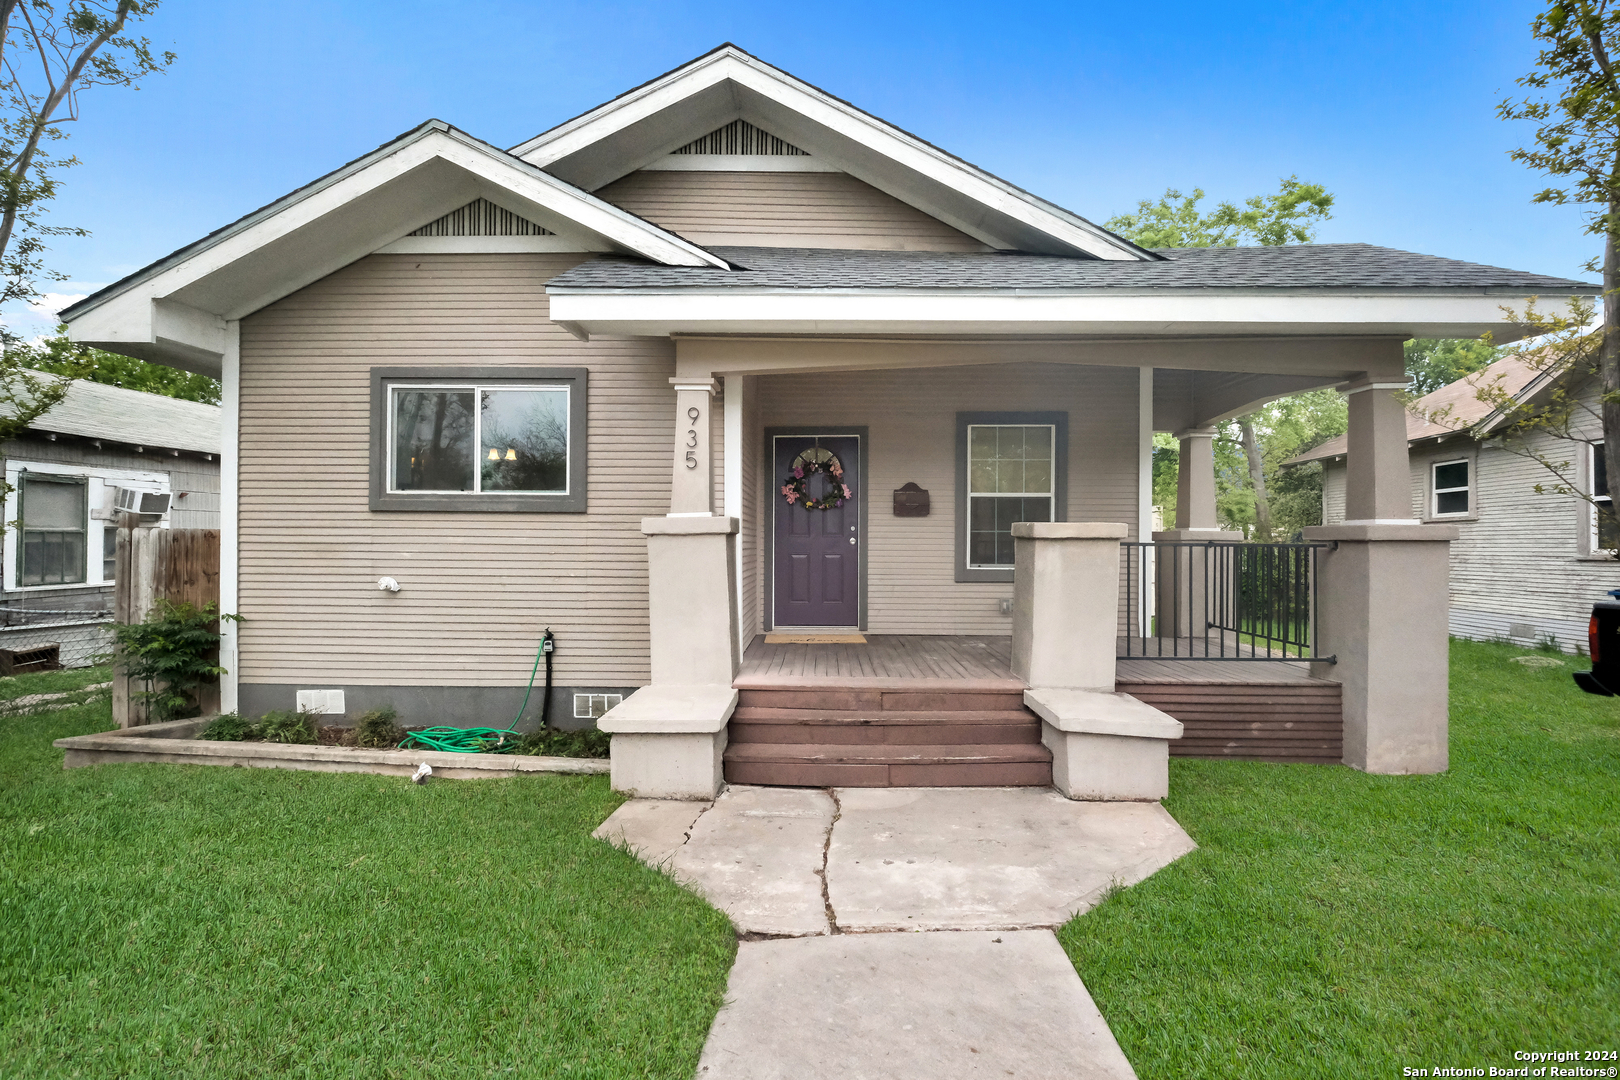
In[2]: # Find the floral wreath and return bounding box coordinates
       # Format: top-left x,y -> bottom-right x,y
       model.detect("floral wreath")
781,449 -> 852,511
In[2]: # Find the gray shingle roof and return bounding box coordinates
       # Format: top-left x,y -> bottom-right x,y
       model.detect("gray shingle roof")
546,243 -> 1597,293
21,380 -> 220,454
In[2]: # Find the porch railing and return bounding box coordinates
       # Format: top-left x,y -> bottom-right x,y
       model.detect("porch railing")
1119,541 -> 1335,662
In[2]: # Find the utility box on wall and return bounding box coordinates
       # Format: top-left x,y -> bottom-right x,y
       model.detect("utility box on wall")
893,482 -> 930,517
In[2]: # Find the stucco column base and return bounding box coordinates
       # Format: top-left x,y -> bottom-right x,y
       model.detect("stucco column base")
1303,522 -> 1458,775
642,516 -> 740,686
599,685 -> 737,800
1025,687 -> 1182,800
1151,529 -> 1244,639
1011,523 -> 1130,690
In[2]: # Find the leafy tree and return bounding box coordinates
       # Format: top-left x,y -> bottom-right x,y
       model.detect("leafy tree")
0,1 -> 173,313
1404,337 -> 1503,395
1111,178 -> 1337,538
1105,176 -> 1334,249
1499,1 -> 1620,542
10,329 -> 219,403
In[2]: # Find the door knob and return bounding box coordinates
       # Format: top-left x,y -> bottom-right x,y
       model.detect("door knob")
849,537 -> 856,545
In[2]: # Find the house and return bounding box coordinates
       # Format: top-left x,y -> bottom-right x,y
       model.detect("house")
1,377 -> 220,664
1289,353 -> 1615,653
57,45 -> 1597,798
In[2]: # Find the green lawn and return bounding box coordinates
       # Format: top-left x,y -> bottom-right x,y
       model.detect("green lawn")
0,663 -> 112,703
1061,638 -> 1620,1078
0,702 -> 734,1079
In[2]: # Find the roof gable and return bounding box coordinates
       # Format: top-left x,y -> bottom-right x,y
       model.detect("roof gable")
511,44 -> 1153,261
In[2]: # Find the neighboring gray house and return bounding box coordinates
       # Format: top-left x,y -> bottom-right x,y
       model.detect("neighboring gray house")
1291,354 -> 1615,653
0,379 -> 220,663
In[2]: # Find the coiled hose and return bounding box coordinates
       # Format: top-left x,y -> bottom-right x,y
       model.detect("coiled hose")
396,628 -> 553,753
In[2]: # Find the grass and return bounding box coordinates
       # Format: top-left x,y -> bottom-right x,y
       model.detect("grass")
1060,638 -> 1620,1078
0,701 -> 735,1079
0,663 -> 111,702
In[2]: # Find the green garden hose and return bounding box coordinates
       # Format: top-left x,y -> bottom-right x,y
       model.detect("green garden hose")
395,628 -> 553,754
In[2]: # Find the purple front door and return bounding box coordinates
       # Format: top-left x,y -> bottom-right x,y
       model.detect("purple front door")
773,434 -> 860,627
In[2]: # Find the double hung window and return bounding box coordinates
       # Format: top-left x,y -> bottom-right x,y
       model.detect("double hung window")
370,368 -> 587,512
19,473 -> 87,586
1431,460 -> 1470,517
1593,443 -> 1617,551
955,411 -> 1068,582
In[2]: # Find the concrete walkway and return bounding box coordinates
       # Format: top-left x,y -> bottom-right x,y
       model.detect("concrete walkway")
594,786 -> 1196,1078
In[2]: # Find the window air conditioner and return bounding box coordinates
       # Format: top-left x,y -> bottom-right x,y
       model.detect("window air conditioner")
113,488 -> 171,517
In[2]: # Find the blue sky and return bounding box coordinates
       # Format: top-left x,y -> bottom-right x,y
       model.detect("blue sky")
9,0 -> 1593,336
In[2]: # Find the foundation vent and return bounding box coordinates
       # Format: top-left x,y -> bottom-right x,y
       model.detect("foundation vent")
296,689 -> 346,715
672,119 -> 808,156
574,693 -> 624,720
408,198 -> 552,237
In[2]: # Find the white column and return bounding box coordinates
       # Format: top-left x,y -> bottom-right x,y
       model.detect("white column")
1138,367 -> 1155,633
670,378 -> 717,516
219,321 -> 240,714
724,374 -> 746,655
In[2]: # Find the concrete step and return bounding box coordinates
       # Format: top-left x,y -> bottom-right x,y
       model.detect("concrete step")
730,709 -> 1042,746
723,741 -> 1054,788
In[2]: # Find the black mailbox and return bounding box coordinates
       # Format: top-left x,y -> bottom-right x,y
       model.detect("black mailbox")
893,482 -> 930,517
1574,591 -> 1620,695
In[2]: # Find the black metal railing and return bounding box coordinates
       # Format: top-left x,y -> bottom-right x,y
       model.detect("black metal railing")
1119,541 -> 1334,662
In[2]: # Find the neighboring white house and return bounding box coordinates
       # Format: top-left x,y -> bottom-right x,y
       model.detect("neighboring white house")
0,379 -> 220,664
1290,354 -> 1615,653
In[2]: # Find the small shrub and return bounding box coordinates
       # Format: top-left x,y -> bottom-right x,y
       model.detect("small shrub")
354,706 -> 403,749
256,709 -> 318,744
198,712 -> 254,741
519,726 -> 611,759
110,600 -> 241,722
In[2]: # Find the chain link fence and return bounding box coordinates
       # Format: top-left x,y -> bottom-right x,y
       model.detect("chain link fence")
0,606 -> 114,671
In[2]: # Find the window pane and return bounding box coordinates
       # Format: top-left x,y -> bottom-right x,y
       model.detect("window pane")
392,390 -> 475,491
480,389 -> 569,492
968,425 -> 1055,495
1599,498 -> 1619,550
1433,462 -> 1468,491
103,526 -> 118,582
23,531 -> 85,585
1596,445 -> 1610,500
24,477 -> 85,530
997,457 -> 1026,494
968,495 -> 1053,567
1435,489 -> 1469,515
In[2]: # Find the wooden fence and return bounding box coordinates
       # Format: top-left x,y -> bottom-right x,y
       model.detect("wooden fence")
113,522 -> 221,727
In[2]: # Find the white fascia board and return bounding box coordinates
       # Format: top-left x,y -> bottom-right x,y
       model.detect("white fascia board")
62,125 -> 726,363
513,49 -> 1147,262
546,289 -> 1573,341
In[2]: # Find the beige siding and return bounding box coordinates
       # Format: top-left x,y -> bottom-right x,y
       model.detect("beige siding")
755,363 -> 1140,635
1322,459 -> 1346,525
592,170 -> 990,251
238,252 -> 675,688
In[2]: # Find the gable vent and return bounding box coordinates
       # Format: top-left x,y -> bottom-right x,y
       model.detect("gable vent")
673,119 -> 808,156
408,198 -> 552,237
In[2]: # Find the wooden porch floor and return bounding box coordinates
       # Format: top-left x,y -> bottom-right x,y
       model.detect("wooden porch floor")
736,634 -> 1325,687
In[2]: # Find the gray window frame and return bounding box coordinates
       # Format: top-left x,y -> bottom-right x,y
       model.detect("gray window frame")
18,471 -> 88,586
369,366 -> 587,513
954,411 -> 1068,583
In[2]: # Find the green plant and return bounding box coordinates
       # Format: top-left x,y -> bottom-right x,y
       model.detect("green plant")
354,706 -> 402,749
197,712 -> 253,741
255,708 -> 317,745
109,599 -> 239,722
519,726 -> 611,759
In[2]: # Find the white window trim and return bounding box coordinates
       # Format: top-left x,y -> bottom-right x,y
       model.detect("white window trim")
1587,442 -> 1613,554
3,461 -> 170,592
1429,458 -> 1472,519
964,423 -> 1057,570
385,383 -> 572,496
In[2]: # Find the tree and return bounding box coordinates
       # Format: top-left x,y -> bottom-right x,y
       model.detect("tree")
1110,177 -> 1336,538
1499,2 -> 1620,544
1405,337 -> 1503,395
1104,176 -> 1334,249
10,328 -> 219,403
0,1 -> 173,314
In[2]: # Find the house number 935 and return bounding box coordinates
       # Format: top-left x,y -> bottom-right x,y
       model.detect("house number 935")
685,406 -> 701,469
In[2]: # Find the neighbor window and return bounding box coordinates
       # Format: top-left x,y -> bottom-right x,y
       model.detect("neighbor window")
19,473 -> 87,586
1431,460 -> 1470,517
955,412 -> 1067,582
370,367 -> 588,513
1593,443 -> 1617,551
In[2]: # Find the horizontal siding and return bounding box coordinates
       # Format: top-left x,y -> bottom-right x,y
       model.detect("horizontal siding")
593,170 -> 990,251
756,363 -> 1140,635
238,253 -> 674,689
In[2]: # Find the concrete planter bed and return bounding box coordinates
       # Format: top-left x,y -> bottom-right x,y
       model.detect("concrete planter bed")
54,716 -> 611,780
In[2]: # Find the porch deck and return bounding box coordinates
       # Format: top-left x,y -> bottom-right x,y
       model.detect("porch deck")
736,635 -> 1343,764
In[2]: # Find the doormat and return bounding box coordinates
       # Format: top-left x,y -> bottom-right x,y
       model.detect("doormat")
765,632 -> 867,644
